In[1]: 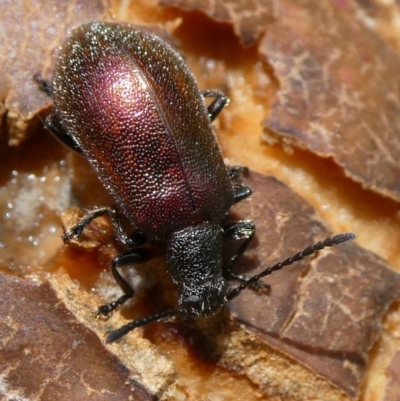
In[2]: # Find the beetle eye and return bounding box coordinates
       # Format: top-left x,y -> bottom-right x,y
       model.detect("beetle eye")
183,295 -> 201,306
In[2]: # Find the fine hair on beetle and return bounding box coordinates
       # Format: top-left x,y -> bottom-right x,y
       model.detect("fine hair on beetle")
36,21 -> 355,343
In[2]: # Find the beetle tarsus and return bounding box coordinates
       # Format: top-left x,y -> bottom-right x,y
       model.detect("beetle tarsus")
201,90 -> 229,122
105,308 -> 186,343
248,280 -> 271,292
231,184 -> 252,205
225,272 -> 271,292
96,302 -> 119,318
228,166 -> 252,205
34,73 -> 54,96
228,166 -> 250,179
63,224 -> 86,242
45,112 -> 84,154
95,292 -> 134,317
63,206 -> 137,247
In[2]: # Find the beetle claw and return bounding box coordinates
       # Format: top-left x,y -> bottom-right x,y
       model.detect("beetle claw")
63,226 -> 85,242
95,304 -> 115,319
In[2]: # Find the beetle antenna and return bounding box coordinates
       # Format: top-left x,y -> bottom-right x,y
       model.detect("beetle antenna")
105,308 -> 188,343
227,233 -> 356,301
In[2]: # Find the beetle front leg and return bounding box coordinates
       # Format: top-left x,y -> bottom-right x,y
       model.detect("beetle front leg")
222,220 -> 255,281
222,220 -> 270,290
64,206 -> 145,248
96,248 -> 153,317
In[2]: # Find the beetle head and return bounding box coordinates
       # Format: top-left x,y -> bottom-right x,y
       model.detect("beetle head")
165,223 -> 228,316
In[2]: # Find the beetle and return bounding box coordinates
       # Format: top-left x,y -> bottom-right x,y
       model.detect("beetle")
37,22 -> 355,343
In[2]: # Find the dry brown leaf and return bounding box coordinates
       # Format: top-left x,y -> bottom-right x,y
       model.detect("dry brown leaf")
159,0 -> 275,45
259,0 -> 400,202
2,0 -> 400,400
0,273 -> 169,400
2,170 -> 398,399
383,349 -> 400,401
0,0 -> 110,145
228,172 -> 400,399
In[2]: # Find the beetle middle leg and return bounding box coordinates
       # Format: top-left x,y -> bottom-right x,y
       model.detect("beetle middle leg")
232,183 -> 252,205
228,166 -> 252,205
96,247 -> 153,317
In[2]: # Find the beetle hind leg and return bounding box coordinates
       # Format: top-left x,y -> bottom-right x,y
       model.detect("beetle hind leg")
232,183 -> 252,205
34,73 -> 53,97
45,112 -> 84,154
64,206 -> 145,248
34,74 -> 84,154
201,90 -> 229,122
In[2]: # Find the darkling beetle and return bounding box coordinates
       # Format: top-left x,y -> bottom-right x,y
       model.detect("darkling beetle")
37,22 -> 355,343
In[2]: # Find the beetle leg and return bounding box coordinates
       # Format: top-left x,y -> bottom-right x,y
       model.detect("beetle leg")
232,183 -> 253,205
34,74 -> 83,154
105,307 -> 189,343
228,166 -> 253,205
221,220 -> 268,289
45,112 -> 84,154
228,165 -> 249,179
201,90 -> 229,122
34,73 -> 53,97
64,206 -> 145,248
96,248 -> 153,317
